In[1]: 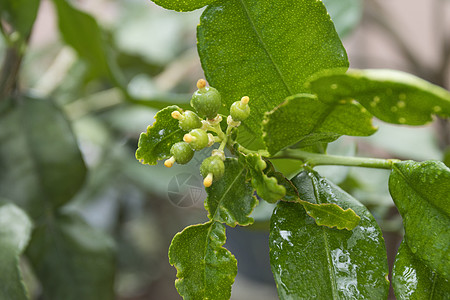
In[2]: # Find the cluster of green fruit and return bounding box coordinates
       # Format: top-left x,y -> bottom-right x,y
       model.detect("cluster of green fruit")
164,79 -> 251,187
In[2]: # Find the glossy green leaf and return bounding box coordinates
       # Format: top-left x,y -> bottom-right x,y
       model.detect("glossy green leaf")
0,202 -> 32,300
263,94 -> 376,155
135,105 -> 186,165
169,221 -> 237,300
298,201 -> 360,231
205,158 -> 258,226
322,0 -> 363,37
389,160 -> 450,279
198,0 -> 348,149
150,0 -> 216,12
52,0 -> 120,82
0,97 -> 87,219
270,170 -> 389,299
264,162 -> 299,203
308,68 -> 450,125
244,153 -> 286,203
26,212 -> 115,300
392,240 -> 450,299
0,0 -> 40,42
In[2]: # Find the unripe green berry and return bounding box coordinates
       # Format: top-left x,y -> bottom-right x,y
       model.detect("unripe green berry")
190,79 -> 222,119
170,142 -> 194,164
179,110 -> 202,131
184,128 -> 209,150
230,96 -> 250,121
200,156 -> 225,186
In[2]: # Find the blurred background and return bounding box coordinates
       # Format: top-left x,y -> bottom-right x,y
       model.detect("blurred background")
1,0 -> 449,299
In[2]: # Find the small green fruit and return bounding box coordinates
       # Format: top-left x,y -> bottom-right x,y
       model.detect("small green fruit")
179,110 -> 202,131
170,142 -> 194,164
191,79 -> 222,119
230,96 -> 250,121
184,128 -> 209,150
200,156 -> 225,186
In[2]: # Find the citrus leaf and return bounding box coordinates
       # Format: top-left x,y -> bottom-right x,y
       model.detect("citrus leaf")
168,221 -> 237,300
150,0 -> 217,12
244,153 -> 286,203
198,0 -> 348,149
135,105 -> 186,165
392,240 -> 450,300
205,158 -> 258,226
264,162 -> 299,203
270,170 -> 389,299
298,201 -> 360,231
263,94 -> 376,155
308,68 -> 450,125
26,212 -> 115,300
0,97 -> 87,219
0,202 -> 33,300
389,160 -> 450,279
0,0 -> 40,42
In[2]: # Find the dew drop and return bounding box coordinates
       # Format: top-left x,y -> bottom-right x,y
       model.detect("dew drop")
398,117 -> 406,123
397,101 -> 406,108
331,84 -> 338,90
433,106 -> 442,113
391,106 -> 398,112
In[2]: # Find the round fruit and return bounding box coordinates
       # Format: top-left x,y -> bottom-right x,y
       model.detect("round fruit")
190,80 -> 222,119
184,129 -> 209,150
200,156 -> 225,181
230,97 -> 250,121
179,110 -> 202,131
170,142 -> 194,164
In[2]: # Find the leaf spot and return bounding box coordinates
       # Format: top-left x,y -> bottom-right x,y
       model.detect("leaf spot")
330,84 -> 338,90
373,96 -> 381,103
433,106 -> 442,113
398,117 -> 406,123
397,101 -> 406,108
399,93 -> 406,100
391,106 -> 398,112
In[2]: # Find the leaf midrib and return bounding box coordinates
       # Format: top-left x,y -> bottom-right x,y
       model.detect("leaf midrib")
237,0 -> 292,97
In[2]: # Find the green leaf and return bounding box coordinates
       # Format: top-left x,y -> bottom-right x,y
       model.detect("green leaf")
0,0 -> 40,42
389,160 -> 450,279
264,162 -> 299,203
135,105 -> 186,165
0,202 -> 33,300
244,153 -> 286,203
307,68 -> 450,125
150,0 -> 217,12
270,170 -> 389,299
0,97 -> 87,219
52,0 -> 121,83
298,201 -> 360,231
392,240 -> 450,300
263,94 -> 376,155
322,0 -> 363,37
169,221 -> 237,300
198,0 -> 348,149
26,212 -> 116,300
205,158 -> 258,226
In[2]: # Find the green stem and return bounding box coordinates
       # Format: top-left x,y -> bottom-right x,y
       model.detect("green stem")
272,149 -> 398,169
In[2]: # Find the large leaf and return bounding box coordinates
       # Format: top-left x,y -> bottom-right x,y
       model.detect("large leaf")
308,68 -> 450,125
0,0 -> 40,42
389,160 -> 450,279
150,0 -> 217,12
135,105 -> 186,165
263,94 -> 376,155
0,202 -> 33,300
392,240 -> 450,299
205,158 -> 258,226
197,0 -> 348,149
26,212 -> 115,300
168,221 -> 237,300
0,97 -> 87,219
270,170 -> 389,299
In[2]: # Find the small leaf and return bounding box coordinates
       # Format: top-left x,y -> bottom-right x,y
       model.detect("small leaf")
270,170 -> 389,299
308,68 -> 450,125
298,201 -> 360,230
26,212 -> 116,300
205,158 -> 258,226
263,94 -> 376,155
389,160 -> 450,279
135,105 -> 186,165
0,97 -> 87,218
392,240 -> 450,300
198,0 -> 348,149
169,221 -> 237,300
150,0 -> 217,12
264,163 -> 299,202
0,202 -> 33,300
